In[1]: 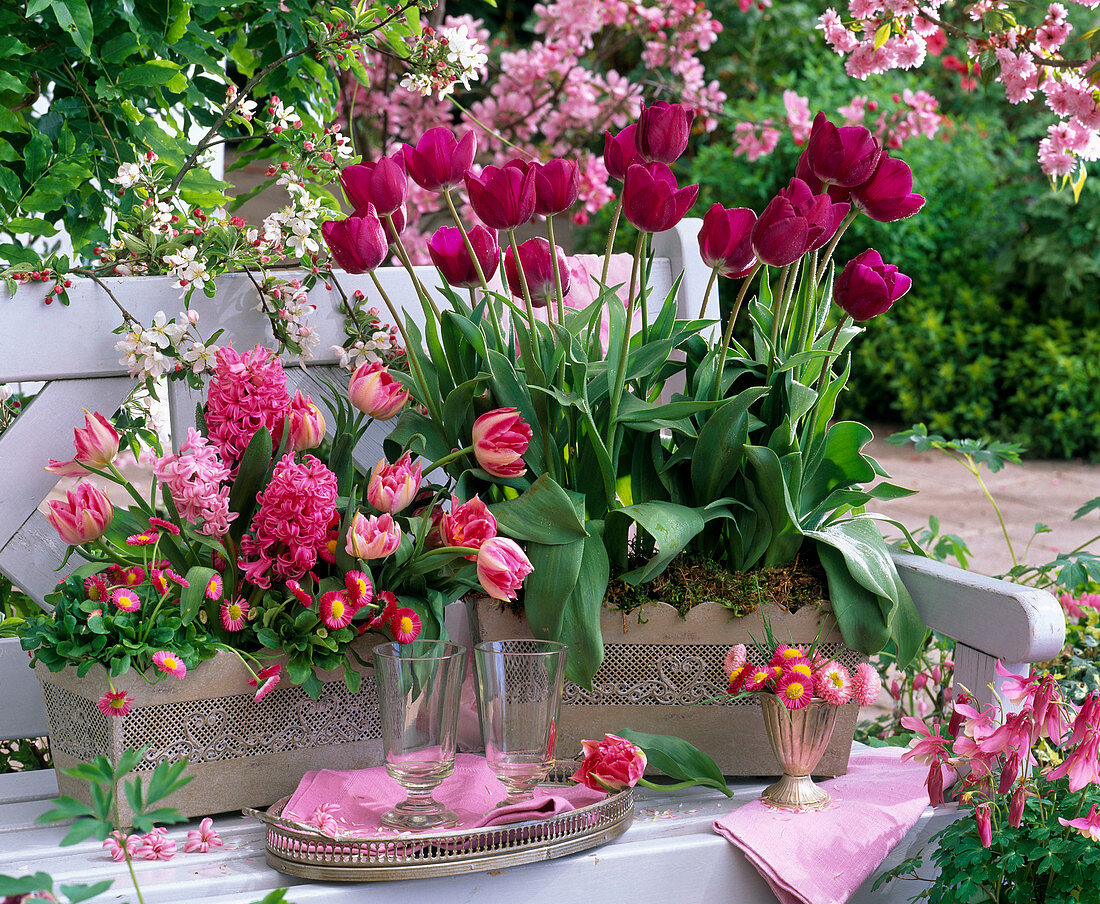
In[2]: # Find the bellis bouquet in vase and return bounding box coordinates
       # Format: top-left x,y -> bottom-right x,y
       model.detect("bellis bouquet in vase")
316,100 -> 928,710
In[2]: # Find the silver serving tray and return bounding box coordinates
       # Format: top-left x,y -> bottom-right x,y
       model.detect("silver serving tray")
245,784 -> 634,881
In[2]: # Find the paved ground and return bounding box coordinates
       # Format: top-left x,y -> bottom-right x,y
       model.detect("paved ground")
864,423 -> 1098,579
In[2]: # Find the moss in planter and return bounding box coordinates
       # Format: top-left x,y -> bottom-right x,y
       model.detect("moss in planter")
605,551 -> 830,619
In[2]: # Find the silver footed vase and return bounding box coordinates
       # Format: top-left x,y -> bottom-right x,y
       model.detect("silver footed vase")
757,693 -> 839,810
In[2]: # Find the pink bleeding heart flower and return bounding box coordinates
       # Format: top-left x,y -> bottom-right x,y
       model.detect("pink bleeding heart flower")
46,411 -> 120,476
571,734 -> 647,792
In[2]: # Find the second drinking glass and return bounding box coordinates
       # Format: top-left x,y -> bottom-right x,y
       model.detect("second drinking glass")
474,639 -> 568,806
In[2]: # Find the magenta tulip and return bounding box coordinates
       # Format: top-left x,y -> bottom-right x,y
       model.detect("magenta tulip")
635,101 -> 694,164
504,237 -> 569,307
533,158 -> 580,216
622,162 -> 699,233
472,407 -> 532,478
697,204 -> 758,278
322,207 -> 387,273
833,249 -> 911,321
403,127 -> 476,192
464,164 -> 537,230
45,482 -> 113,545
800,112 -> 884,190
603,124 -> 639,181
850,155 -> 925,222
339,154 -> 407,216
441,494 -> 497,560
428,224 -> 499,288
751,178 -> 836,267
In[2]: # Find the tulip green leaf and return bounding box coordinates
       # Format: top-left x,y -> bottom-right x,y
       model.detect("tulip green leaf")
560,525 -> 609,688
490,474 -> 588,545
742,445 -> 804,566
523,538 -> 584,642
691,387 -> 769,501
610,502 -> 706,585
617,729 -> 733,797
179,566 -> 217,626
441,309 -> 487,359
383,409 -> 452,466
800,421 -> 877,517
486,349 -> 545,474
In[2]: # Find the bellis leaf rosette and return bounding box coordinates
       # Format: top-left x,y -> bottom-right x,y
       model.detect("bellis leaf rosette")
327,109 -> 930,689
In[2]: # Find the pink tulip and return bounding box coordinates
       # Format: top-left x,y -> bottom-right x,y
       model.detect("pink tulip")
348,360 -> 409,420
287,391 -> 326,451
476,536 -> 533,601
504,237 -> 569,308
533,158 -> 580,216
622,162 -> 699,234
339,154 -> 407,216
46,411 -> 120,475
697,204 -> 757,278
346,511 -> 401,559
464,164 -> 536,230
635,101 -> 694,164
571,734 -> 648,791
833,249 -> 911,321
403,127 -> 476,192
322,207 -> 388,273
603,124 -> 639,181
45,482 -> 113,545
798,112 -> 885,191
751,178 -> 839,267
471,407 -> 532,478
441,494 -> 497,559
428,224 -> 500,288
366,452 -> 422,514
850,154 -> 925,222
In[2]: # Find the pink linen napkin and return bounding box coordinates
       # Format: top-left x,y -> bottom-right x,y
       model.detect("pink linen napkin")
713,746 -> 930,904
282,753 -> 605,836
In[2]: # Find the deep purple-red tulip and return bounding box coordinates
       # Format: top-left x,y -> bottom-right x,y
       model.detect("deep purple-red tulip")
850,155 -> 925,222
322,206 -> 388,273
428,224 -> 500,288
504,237 -> 569,307
464,164 -> 537,230
360,202 -> 406,244
635,101 -> 694,164
339,154 -> 407,216
833,248 -> 911,321
800,112 -> 884,190
751,178 -> 837,266
697,204 -> 758,278
603,124 -> 639,181
533,158 -> 580,216
403,127 -> 476,192
622,162 -> 698,233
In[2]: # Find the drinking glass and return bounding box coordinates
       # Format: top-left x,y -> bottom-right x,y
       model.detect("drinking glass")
372,640 -> 466,830
473,639 -> 568,806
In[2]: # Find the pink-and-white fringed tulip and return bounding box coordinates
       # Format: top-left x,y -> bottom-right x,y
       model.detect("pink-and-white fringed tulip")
471,408 -> 532,478
348,361 -> 409,421
366,452 -> 422,514
475,537 -> 533,601
287,391 -> 326,451
46,411 -> 120,476
346,511 -> 402,559
45,482 -> 113,545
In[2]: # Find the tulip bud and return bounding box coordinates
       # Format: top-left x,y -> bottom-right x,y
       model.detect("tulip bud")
621,162 -> 699,234
603,124 -> 639,181
504,237 -> 569,307
45,482 -> 114,545
636,101 -> 694,164
833,249 -> 911,321
751,178 -> 845,267
348,361 -> 409,420
471,407 -> 532,478
572,734 -> 647,791
476,536 -> 534,601
403,127 -> 476,192
321,207 -> 388,274
346,511 -> 402,559
46,411 -> 121,475
428,224 -> 500,288
464,165 -> 537,230
800,112 -> 885,190
366,452 -> 423,514
287,392 -> 326,451
697,204 -> 757,278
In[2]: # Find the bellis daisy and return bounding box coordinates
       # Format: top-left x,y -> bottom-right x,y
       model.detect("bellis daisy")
392,607 -> 421,643
152,649 -> 187,678
287,579 -> 313,606
724,643 -> 747,676
816,661 -> 853,705
743,666 -> 774,692
220,597 -> 249,631
319,589 -> 355,629
775,672 -> 814,709
111,587 -> 142,613
97,689 -> 133,718
205,573 -> 224,601
344,570 -> 373,607
852,662 -> 882,705
84,573 -> 110,602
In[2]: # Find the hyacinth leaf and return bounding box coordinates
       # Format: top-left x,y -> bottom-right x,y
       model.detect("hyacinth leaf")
610,502 -> 706,585
523,538 -> 584,642
618,729 -> 732,797
179,566 -> 217,626
691,387 -> 769,501
559,524 -> 610,688
328,431 -> 354,498
490,475 -> 588,546
227,426 -> 272,543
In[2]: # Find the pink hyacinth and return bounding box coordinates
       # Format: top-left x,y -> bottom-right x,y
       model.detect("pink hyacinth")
154,428 -> 236,537
204,345 -> 292,474
237,454 -> 338,589
103,830 -> 140,862
136,829 -> 176,860
184,817 -> 223,853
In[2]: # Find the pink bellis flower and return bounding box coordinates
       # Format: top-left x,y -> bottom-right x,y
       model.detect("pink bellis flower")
152,650 -> 187,679
46,410 -> 120,476
248,663 -> 282,702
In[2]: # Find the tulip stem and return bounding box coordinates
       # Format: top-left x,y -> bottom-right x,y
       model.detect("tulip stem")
387,219 -> 441,322
506,229 -> 540,359
712,261 -> 761,402
600,195 -> 624,288
608,231 -> 646,438
546,215 -> 566,325
426,445 -> 474,473
638,232 -> 651,348
816,209 -> 859,284
771,255 -> 801,360
806,315 -> 850,444
698,267 -> 719,320
443,189 -> 490,293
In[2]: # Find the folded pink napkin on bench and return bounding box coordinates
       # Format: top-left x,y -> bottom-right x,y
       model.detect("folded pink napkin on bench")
713,747 -> 929,904
282,753 -> 605,836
